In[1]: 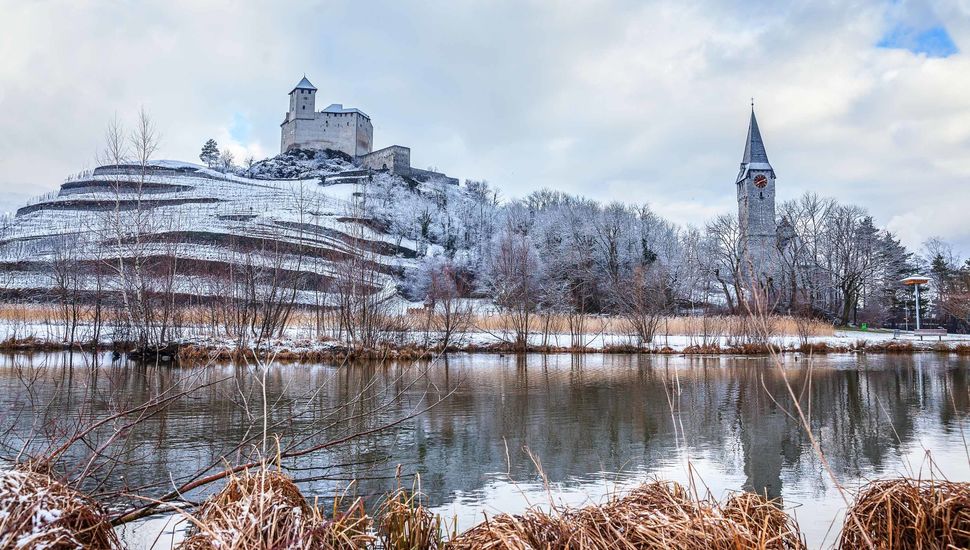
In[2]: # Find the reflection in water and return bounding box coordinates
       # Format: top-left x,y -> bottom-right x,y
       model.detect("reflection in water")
1,352 -> 968,547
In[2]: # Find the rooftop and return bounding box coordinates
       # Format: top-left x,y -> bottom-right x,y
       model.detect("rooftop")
322,103 -> 370,119
290,76 -> 317,94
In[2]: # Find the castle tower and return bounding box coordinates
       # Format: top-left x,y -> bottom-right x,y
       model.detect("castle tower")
288,76 -> 317,120
736,105 -> 777,289
280,75 -> 374,156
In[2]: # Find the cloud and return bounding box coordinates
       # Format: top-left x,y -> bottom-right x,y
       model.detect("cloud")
0,0 -> 968,255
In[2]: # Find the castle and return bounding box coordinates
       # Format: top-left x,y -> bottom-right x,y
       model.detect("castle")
281,76 -> 457,184
735,106 -> 783,290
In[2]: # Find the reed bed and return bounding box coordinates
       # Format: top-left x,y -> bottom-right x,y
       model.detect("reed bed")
722,492 -> 805,550
449,481 -> 805,550
0,304 -> 835,339
377,486 -> 453,550
839,478 -> 970,549
468,313 -> 834,338
178,467 -> 372,550
0,468 -> 122,550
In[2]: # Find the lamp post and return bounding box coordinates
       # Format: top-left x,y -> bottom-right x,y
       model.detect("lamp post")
901,276 -> 930,331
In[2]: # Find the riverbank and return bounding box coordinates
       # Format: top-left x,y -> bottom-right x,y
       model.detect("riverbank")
1,306 -> 967,360
2,325 -> 970,361
3,464 -> 967,549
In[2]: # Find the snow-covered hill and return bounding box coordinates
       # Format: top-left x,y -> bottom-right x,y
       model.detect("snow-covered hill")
0,151 -> 434,306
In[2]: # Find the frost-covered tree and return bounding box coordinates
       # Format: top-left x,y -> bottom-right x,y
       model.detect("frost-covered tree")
199,139 -> 219,168
219,149 -> 235,172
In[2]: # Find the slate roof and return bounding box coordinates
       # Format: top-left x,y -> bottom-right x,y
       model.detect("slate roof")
322,103 -> 370,119
290,76 -> 317,94
742,110 -> 770,165
736,109 -> 775,182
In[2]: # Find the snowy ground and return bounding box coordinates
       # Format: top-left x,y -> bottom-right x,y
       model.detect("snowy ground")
1,158 -> 420,306
2,316 -> 969,354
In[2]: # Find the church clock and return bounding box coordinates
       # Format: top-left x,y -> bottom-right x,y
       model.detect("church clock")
754,174 -> 768,188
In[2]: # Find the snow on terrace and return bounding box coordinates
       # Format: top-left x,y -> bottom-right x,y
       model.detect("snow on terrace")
6,163 -> 416,255
0,161 -> 420,301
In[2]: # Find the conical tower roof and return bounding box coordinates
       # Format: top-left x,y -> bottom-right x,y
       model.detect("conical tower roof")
290,76 -> 317,94
736,106 -> 775,182
742,109 -> 770,165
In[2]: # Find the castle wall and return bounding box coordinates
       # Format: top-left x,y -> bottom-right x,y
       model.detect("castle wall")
410,168 -> 459,186
359,146 -> 411,175
281,111 -> 373,157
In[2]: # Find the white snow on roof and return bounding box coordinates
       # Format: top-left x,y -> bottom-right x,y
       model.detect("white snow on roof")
322,104 -> 370,118
149,159 -> 207,170
291,76 -> 317,92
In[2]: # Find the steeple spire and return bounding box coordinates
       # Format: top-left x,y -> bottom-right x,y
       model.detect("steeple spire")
741,108 -> 770,165
736,105 -> 775,183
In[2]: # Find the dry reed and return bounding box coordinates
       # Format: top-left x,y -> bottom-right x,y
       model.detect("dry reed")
469,314 -> 833,338
178,466 -> 372,550
0,468 -> 122,550
838,478 -> 970,549
448,481 -> 805,550
377,485 -> 452,550
722,492 -> 805,550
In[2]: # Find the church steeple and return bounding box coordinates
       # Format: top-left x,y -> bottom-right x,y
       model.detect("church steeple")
737,106 -> 775,183
735,104 -> 778,289
742,109 -> 770,165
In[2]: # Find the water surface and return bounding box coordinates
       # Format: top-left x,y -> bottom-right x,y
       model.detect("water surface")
1,352 -> 967,548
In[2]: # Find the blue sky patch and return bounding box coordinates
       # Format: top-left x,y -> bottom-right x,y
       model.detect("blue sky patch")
877,24 -> 958,57
229,112 -> 252,142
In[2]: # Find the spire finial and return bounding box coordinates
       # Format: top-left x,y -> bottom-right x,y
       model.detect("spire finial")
751,97 -> 755,111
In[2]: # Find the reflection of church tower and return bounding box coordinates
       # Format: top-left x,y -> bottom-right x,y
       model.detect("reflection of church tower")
736,105 -> 778,288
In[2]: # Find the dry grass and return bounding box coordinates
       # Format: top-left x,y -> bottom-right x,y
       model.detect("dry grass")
722,492 -> 805,550
953,343 -> 970,355
839,478 -> 970,549
377,484 -> 452,550
0,303 -> 67,324
852,340 -> 916,354
178,466 -> 372,550
0,467 -> 122,550
449,481 -> 805,550
0,304 -> 833,337
469,313 -> 834,338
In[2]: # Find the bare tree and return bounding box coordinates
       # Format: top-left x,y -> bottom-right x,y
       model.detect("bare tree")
423,260 -> 473,350
706,214 -> 744,313
615,265 -> 671,347
482,211 -> 542,350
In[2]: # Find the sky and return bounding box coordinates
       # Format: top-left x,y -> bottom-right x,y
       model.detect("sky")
1,0 -> 968,255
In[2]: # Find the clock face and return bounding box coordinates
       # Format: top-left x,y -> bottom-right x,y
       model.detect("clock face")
754,175 -> 768,189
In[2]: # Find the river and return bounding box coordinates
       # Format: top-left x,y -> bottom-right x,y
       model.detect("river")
1,352 -> 967,548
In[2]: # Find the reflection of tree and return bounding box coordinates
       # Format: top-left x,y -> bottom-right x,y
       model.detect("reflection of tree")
1,353 -> 968,508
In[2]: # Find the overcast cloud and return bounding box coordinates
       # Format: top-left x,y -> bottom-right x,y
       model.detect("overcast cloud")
1,0 -> 968,253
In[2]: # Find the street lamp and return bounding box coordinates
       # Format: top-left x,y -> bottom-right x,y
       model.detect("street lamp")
901,276 -> 930,331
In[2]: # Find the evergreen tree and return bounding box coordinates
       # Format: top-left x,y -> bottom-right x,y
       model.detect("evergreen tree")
930,252 -> 956,327
199,139 -> 219,168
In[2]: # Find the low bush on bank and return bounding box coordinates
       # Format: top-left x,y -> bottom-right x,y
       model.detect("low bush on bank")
7,461 -> 970,549
0,467 -> 122,550
450,481 -> 804,550
839,478 -> 970,549
953,343 -> 970,355
178,467 -> 372,550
